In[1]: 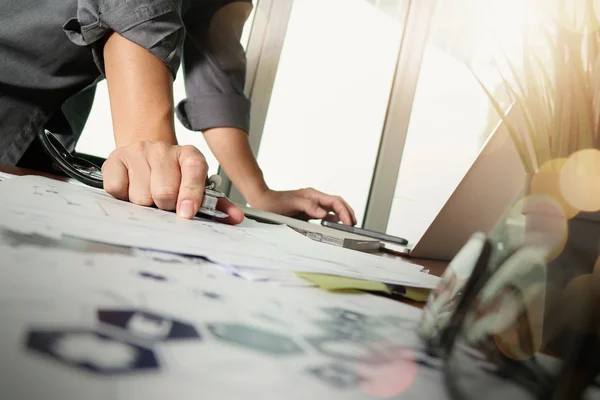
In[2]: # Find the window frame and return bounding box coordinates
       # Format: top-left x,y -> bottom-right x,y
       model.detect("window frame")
362,0 -> 436,231
225,0 -> 437,230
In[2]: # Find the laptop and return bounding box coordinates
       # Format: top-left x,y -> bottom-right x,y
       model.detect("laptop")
243,106 -> 526,262
383,105 -> 528,261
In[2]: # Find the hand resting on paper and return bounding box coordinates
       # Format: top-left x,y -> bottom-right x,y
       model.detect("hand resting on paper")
101,141 -> 245,225
97,33 -> 243,226
97,34 -> 351,227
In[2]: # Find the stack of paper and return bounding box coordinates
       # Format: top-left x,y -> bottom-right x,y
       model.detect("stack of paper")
0,238 -> 447,400
0,175 -> 439,290
0,171 -> 17,181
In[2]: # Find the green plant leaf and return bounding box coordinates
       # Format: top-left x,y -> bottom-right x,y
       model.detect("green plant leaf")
535,25 -> 561,157
591,51 -> 600,144
468,1 -> 600,169
528,28 -> 558,158
494,58 -> 540,169
554,23 -> 572,158
465,61 -> 533,173
567,28 -> 595,149
523,38 -> 553,167
497,48 -> 541,168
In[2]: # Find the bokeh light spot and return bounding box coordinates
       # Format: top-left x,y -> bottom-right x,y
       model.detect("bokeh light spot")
531,157 -> 579,219
493,282 -> 546,361
560,274 -> 596,333
593,257 -> 600,339
518,194 -> 569,261
560,149 -> 600,212
592,256 -> 600,297
358,345 -> 417,398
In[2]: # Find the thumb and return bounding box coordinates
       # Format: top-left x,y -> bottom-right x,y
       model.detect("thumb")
294,197 -> 327,219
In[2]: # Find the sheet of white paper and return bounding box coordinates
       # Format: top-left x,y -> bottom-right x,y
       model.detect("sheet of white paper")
0,240 -> 447,400
208,251 -> 440,288
0,171 -> 17,181
223,265 -> 316,287
0,176 -> 438,288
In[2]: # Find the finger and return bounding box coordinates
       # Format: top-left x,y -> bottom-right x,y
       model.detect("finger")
291,212 -> 311,221
149,143 -> 181,211
293,197 -> 328,220
342,198 -> 357,225
306,189 -> 355,225
311,193 -> 353,226
214,197 -> 245,225
176,145 -> 208,219
330,193 -> 357,225
102,156 -> 129,201
323,213 -> 341,223
124,143 -> 154,207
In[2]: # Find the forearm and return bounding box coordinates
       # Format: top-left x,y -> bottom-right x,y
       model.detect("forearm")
104,33 -> 177,147
203,127 -> 268,203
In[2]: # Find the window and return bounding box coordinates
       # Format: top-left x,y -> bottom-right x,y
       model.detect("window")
255,0 -> 409,225
386,0 -> 540,243
75,4 -> 258,177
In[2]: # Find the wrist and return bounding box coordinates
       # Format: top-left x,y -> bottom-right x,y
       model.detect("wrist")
240,176 -> 270,207
202,126 -> 270,205
114,118 -> 177,148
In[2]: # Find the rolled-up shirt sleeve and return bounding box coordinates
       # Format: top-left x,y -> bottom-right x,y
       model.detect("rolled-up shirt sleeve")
62,0 -> 186,78
175,1 -> 253,133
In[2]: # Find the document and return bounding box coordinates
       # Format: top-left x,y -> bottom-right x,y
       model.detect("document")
0,171 -> 16,181
0,176 -> 439,289
295,272 -> 391,294
0,241 -> 447,400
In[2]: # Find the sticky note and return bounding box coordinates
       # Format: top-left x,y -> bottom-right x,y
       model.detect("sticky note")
295,272 -> 432,302
400,287 -> 430,302
295,272 -> 391,294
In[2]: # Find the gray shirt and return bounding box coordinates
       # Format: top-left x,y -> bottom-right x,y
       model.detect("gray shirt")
0,0 -> 252,166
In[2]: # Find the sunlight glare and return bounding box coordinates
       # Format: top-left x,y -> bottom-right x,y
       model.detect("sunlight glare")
546,0 -> 600,33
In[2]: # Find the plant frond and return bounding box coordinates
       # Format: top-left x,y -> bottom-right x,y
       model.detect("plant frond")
464,60 -> 534,173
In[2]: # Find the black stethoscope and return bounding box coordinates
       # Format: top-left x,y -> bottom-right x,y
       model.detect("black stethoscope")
37,129 -> 228,218
38,129 -> 105,188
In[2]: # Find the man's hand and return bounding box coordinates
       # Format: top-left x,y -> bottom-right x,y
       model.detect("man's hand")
101,34 -> 244,224
250,188 -> 357,226
101,141 -> 244,224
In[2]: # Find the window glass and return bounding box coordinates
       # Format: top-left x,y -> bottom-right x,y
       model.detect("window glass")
386,0 -> 542,243
256,0 -> 409,225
